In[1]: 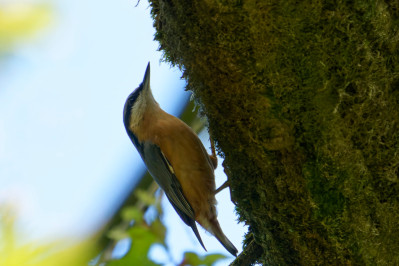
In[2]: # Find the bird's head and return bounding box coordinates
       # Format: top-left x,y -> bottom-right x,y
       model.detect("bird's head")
123,62 -> 157,132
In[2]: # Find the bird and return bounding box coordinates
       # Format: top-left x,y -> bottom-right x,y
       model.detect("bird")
123,62 -> 238,257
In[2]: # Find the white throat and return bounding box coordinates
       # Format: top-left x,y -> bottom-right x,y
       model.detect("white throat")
129,86 -> 158,130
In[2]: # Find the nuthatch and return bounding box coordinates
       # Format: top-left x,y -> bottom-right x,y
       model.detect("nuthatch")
123,63 -> 238,256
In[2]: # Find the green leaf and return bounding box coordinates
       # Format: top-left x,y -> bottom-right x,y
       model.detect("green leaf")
106,227 -> 130,241
201,254 -> 228,265
136,189 -> 157,206
182,252 -> 228,266
108,225 -> 160,266
121,206 -> 144,223
0,4 -> 52,53
149,219 -> 166,246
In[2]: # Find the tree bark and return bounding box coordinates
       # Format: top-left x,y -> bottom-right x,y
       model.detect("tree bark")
149,1 -> 399,264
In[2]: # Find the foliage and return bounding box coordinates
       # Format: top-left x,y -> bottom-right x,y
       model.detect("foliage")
106,193 -> 166,266
149,0 -> 399,264
0,190 -> 228,266
0,207 -> 97,266
102,189 -> 227,266
0,2 -> 52,55
179,252 -> 227,266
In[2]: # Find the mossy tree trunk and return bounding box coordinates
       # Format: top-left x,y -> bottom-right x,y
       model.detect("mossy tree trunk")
148,1 -> 399,265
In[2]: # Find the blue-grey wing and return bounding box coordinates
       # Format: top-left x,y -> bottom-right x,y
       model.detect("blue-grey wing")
141,141 -> 195,222
126,134 -> 206,250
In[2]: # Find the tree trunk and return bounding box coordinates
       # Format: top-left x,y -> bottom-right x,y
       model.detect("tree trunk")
148,1 -> 399,264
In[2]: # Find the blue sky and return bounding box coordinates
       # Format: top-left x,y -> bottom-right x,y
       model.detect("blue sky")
0,0 -> 246,264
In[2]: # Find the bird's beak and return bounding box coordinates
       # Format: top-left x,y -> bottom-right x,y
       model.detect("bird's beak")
142,62 -> 150,91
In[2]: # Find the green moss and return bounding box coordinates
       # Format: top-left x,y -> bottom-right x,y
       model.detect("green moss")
304,160 -> 346,219
149,0 -> 399,264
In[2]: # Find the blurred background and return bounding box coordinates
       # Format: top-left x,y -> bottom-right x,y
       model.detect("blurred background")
0,0 -> 246,265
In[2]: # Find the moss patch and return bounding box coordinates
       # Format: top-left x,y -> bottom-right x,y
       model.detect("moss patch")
149,0 -> 399,264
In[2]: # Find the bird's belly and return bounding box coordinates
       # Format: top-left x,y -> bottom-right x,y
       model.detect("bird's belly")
175,167 -> 216,221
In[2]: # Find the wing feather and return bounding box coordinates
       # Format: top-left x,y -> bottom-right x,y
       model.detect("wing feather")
140,141 -> 207,250
126,131 -> 207,250
142,141 -> 195,221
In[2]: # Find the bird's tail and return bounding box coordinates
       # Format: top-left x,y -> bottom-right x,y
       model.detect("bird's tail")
190,220 -> 207,252
209,218 -> 238,257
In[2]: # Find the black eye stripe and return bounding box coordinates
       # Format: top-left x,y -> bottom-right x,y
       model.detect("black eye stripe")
123,83 -> 145,129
